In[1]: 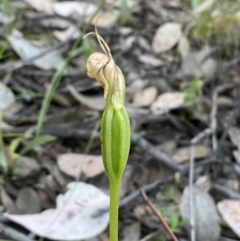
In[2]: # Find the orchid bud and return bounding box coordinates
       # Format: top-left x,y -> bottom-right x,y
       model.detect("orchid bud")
85,26 -> 130,182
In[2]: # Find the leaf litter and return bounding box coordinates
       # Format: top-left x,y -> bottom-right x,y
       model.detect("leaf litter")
1,0 -> 240,240
4,182 -> 109,240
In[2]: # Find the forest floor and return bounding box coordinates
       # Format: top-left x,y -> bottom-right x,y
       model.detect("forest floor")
0,0 -> 240,241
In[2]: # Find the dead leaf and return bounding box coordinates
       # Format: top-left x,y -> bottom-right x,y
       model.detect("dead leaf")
8,34 -> 64,70
40,17 -> 69,29
0,82 -> 15,110
0,186 -> 17,214
16,188 -> 41,214
119,27 -> 133,36
121,222 -> 141,241
53,1 -> 97,18
178,36 -> 190,58
88,10 -> 119,28
133,86 -> 158,107
162,0 -> 180,8
233,150 -> 240,164
173,145 -> 211,163
137,37 -> 151,51
121,36 -> 136,52
228,127 -> 240,147
217,200 -> 240,238
228,127 -> 240,164
4,182 -> 109,240
53,25 -> 81,42
14,156 -> 41,179
25,0 -> 55,14
2,101 -> 23,118
126,80 -> 146,95
57,153 -> 105,178
201,58 -> 217,78
217,97 -> 233,108
151,92 -> 184,115
138,54 -> 164,67
180,186 -> 220,241
157,140 -> 176,156
179,45 -> 216,78
67,85 -> 105,110
152,22 -> 182,54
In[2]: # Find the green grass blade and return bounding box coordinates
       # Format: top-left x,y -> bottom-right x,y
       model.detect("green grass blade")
20,134 -> 56,155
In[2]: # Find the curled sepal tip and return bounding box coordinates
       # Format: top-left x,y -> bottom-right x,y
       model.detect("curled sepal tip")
86,24 -> 126,109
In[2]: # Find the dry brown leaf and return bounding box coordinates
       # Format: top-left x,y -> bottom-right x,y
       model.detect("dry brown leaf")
201,57 -> 217,78
16,188 -> 41,214
119,27 -> 133,36
179,44 -> 216,78
0,186 -> 17,214
53,25 -> 81,42
67,85 -> 105,111
228,127 -> 240,147
233,150 -> 240,164
126,80 -> 146,95
121,36 -> 136,52
25,0 -> 55,14
228,127 -> 240,164
87,10 -> 119,28
121,222 -> 141,241
217,97 -> 233,108
53,1 -> 97,18
133,86 -> 158,107
4,182 -> 109,240
157,140 -> 176,156
180,186 -> 220,241
57,153 -> 105,178
137,37 -> 151,51
138,54 -> 164,67
178,36 -> 190,58
152,22 -> 182,54
0,82 -> 15,111
173,145 -> 211,163
162,0 -> 180,8
217,200 -> 240,238
8,34 -> 64,70
40,18 -> 69,28
151,92 -> 184,115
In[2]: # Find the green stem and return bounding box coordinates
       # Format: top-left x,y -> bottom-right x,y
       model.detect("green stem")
109,180 -> 120,241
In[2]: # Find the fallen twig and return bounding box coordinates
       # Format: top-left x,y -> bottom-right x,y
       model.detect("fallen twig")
140,190 -> 179,241
211,183 -> 240,200
0,222 -> 34,241
2,127 -> 181,172
188,83 -> 237,241
189,128 -> 212,241
132,133 -> 182,172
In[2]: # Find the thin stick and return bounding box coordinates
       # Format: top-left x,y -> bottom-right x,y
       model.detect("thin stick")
140,190 -> 179,241
188,128 -> 212,241
189,144 -> 196,241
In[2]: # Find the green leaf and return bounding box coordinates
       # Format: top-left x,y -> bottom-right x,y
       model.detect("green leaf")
163,185 -> 175,202
20,135 -> 56,155
174,172 -> 181,184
